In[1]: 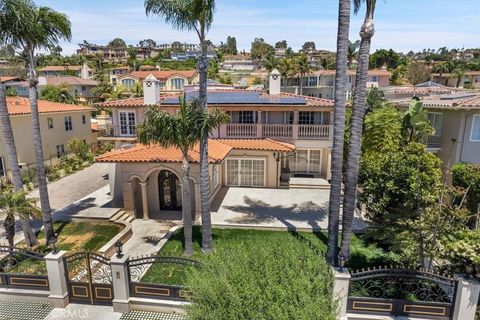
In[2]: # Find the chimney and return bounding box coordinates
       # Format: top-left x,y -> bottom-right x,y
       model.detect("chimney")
269,68 -> 281,95
143,74 -> 160,105
81,63 -> 89,79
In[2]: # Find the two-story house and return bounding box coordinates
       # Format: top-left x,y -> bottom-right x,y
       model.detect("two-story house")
431,71 -> 480,89
109,66 -> 130,85
0,97 -> 95,178
38,64 -> 93,79
116,70 -> 198,92
95,70 -> 334,220
37,76 -> 98,102
283,68 -> 391,99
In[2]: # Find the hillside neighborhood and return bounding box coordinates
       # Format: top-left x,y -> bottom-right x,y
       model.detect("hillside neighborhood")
0,0 -> 479,320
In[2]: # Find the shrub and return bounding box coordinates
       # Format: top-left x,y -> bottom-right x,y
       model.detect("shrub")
185,237 -> 337,320
452,163 -> 480,218
67,138 -> 91,162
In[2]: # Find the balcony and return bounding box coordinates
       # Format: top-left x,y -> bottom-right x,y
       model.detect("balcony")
97,124 -> 137,141
223,124 -> 332,140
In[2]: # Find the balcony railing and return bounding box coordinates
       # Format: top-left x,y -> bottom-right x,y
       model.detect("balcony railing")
98,124 -> 136,138
262,124 -> 293,138
224,124 -> 331,140
225,123 -> 257,138
426,134 -> 442,148
298,124 -> 331,140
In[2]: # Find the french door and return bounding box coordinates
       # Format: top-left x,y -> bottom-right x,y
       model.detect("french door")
119,111 -> 136,136
226,158 -> 265,187
292,150 -> 322,174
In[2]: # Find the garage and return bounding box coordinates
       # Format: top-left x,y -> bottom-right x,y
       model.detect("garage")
225,158 -> 266,187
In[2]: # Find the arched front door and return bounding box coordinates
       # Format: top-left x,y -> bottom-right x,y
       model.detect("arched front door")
158,170 -> 182,211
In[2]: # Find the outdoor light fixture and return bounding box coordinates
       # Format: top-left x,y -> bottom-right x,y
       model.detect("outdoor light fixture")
338,253 -> 346,271
115,240 -> 123,258
48,238 -> 58,254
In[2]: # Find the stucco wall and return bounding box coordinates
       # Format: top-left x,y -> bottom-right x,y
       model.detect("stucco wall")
458,112 -> 480,164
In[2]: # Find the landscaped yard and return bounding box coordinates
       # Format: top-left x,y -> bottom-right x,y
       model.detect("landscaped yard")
140,226 -> 400,286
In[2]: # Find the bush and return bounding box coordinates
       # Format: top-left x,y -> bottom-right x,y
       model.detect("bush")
452,163 -> 480,217
185,237 -> 337,320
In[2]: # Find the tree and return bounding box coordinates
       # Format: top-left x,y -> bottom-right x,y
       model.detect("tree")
302,41 -> 316,53
67,138 -> 91,162
40,84 -> 75,103
434,61 -> 450,78
277,58 -> 294,90
369,49 -> 401,69
263,55 -> 277,73
450,67 -> 465,88
347,40 -> 360,69
294,54 -> 313,95
326,0 -> 351,266
362,106 -> 403,154
340,0 -> 377,259
0,188 -> 41,247
5,87 -> 17,96
145,0 -> 218,253
138,39 -> 157,58
137,99 -> 229,256
108,38 -> 126,48
6,0 -> 72,246
225,36 -> 237,55
275,40 -> 287,49
406,62 -> 431,85
452,163 -> 480,224
250,38 -> 274,61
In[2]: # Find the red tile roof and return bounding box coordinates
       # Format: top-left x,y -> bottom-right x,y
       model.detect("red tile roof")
122,70 -> 198,81
39,65 -> 85,71
42,76 -> 98,86
0,76 -> 23,83
7,97 -> 94,115
96,138 -> 295,164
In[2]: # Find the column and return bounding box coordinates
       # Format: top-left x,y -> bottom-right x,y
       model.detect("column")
140,182 -> 149,220
292,111 -> 299,140
111,254 -> 130,313
332,267 -> 351,319
257,111 -> 263,138
452,276 -> 480,320
45,251 -> 69,308
326,151 -> 332,180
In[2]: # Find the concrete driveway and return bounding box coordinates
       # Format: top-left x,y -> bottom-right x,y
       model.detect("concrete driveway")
211,187 -> 367,232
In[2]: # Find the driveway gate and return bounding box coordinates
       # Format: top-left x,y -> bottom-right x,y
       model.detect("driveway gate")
347,267 -> 457,319
64,252 -> 113,305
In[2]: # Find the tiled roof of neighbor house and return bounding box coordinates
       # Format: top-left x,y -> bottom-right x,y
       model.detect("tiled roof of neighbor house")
39,65 -> 85,71
95,90 -> 334,108
383,86 -> 452,95
7,97 -> 94,115
419,92 -> 480,109
42,76 -> 98,86
216,138 -> 295,152
432,71 -> 480,76
0,76 -> 23,83
96,139 -> 233,164
122,70 -> 198,81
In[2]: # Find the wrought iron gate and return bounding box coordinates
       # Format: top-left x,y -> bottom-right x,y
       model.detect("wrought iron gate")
64,252 -> 113,305
347,267 -> 457,320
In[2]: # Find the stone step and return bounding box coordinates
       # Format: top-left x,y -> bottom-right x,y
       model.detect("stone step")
289,184 -> 330,190
109,210 -> 126,222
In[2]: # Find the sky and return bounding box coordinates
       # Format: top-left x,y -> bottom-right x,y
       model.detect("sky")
35,0 -> 480,55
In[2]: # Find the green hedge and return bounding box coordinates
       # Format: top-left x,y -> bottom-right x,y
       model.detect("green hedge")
452,163 -> 480,216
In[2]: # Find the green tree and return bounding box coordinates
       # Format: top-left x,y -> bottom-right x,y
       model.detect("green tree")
340,0 -> 377,259
250,37 -> 274,61
302,41 -> 316,53
362,106 -> 403,154
0,188 -> 41,247
67,138 -> 91,162
4,0 -> 72,246
347,40 -> 360,69
225,36 -> 237,55
145,0 -> 217,252
137,99 -> 229,256
401,98 -> 435,144
406,62 -> 431,85
263,55 -> 277,73
450,67 -> 465,88
369,49 -> 401,69
5,87 -> 17,96
108,38 -> 126,48
277,58 -> 294,90
326,0 -> 351,266
452,163 -> 480,224
294,54 -> 313,96
40,84 -> 75,103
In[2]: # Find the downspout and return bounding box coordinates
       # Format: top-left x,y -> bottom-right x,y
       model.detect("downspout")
458,111 -> 476,163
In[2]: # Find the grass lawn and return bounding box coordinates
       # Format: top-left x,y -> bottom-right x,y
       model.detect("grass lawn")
140,226 -> 399,286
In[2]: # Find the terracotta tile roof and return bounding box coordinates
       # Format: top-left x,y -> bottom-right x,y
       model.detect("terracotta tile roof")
121,70 -> 197,81
96,139 -> 232,164
0,76 -> 23,83
395,93 -> 480,110
42,76 -> 98,86
7,97 -> 94,115
39,65 -> 85,71
216,138 -> 295,152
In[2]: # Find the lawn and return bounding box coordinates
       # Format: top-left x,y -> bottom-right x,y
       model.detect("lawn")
139,226 -> 400,286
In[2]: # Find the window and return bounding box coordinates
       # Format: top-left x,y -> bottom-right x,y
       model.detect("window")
227,111 -> 257,124
427,112 -> 443,136
283,111 -> 294,124
372,76 -> 379,82
0,157 -> 5,177
171,78 -> 185,90
64,116 -> 72,131
56,144 -> 65,158
81,85 -> 86,91
82,115 -> 86,124
212,164 -> 220,190
226,158 -> 265,187
119,111 -> 136,136
47,117 -> 54,129
470,115 -> 480,142
308,77 -> 318,87
121,78 -> 135,88
299,111 -> 330,125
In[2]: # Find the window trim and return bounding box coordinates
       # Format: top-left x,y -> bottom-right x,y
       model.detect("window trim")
64,116 -> 73,131
225,157 -> 266,187
47,117 -> 54,129
470,114 -> 480,142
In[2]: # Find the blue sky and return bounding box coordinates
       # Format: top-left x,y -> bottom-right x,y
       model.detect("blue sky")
35,0 -> 480,55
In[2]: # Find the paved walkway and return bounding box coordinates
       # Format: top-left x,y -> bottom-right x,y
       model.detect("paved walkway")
211,187 -> 367,231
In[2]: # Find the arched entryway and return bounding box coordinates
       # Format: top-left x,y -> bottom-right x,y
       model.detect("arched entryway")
158,170 -> 182,211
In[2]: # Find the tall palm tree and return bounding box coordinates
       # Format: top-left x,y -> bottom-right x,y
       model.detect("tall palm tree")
434,62 -> 449,79
0,188 -> 41,248
347,40 -> 360,69
137,99 -> 229,256
6,0 -> 72,245
0,0 -> 38,248
451,68 -> 465,88
146,0 -> 217,253
295,54 -> 313,95
277,58 -> 294,91
263,55 -> 278,73
326,0 -> 351,266
340,0 -> 377,260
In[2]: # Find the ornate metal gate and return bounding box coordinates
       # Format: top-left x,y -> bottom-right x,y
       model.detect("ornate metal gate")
64,252 -> 113,305
347,267 -> 457,320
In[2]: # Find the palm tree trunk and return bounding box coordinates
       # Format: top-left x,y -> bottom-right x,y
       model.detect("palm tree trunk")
340,14 -> 375,259
27,51 -> 55,246
326,0 -> 351,266
4,216 -> 15,248
198,26 -> 214,253
300,74 -> 304,95
181,153 -> 193,256
0,84 -> 38,248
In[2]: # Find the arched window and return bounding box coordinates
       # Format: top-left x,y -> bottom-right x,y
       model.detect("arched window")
158,170 -> 182,211
121,78 -> 135,88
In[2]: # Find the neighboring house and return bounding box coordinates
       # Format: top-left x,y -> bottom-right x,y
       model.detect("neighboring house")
0,97 -> 95,178
220,54 -> 260,72
95,71 -> 335,220
431,71 -> 480,89
158,42 -> 199,51
116,70 -> 199,92
109,66 -> 130,85
37,76 -> 98,101
1,77 -> 29,97
282,68 -> 391,99
170,50 -> 217,61
38,64 -> 93,79
381,82 -> 453,102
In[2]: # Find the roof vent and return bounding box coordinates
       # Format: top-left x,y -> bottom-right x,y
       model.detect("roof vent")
269,69 -> 281,95
143,74 -> 161,105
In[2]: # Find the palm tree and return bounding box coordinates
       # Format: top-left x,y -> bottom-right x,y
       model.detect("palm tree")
451,68 -> 465,88
326,0 -> 351,266
277,58 -> 294,90
295,54 -> 313,95
340,0 -> 377,260
263,55 -> 278,73
434,62 -> 449,78
347,40 -> 360,69
146,0 -> 217,253
5,0 -> 72,246
0,188 -> 41,247
137,99 -> 229,256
